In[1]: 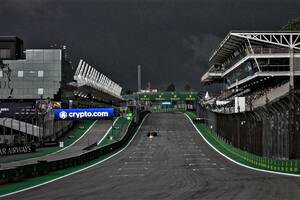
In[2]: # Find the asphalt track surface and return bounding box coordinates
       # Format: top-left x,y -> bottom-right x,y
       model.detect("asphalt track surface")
0,120 -> 112,169
4,113 -> 300,200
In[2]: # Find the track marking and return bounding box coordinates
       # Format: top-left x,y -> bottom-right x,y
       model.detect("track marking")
124,161 -> 151,164
184,113 -> 300,177
134,148 -> 154,151
129,156 -> 153,159
185,158 -> 210,161
184,153 -> 204,156
188,163 -> 217,166
136,144 -> 157,147
97,117 -> 121,145
132,151 -> 154,154
178,142 -> 196,145
192,168 -> 225,171
53,121 -> 99,154
109,174 -> 145,178
185,145 -> 201,148
0,114 -> 149,197
4,121 -> 99,166
118,167 -> 148,171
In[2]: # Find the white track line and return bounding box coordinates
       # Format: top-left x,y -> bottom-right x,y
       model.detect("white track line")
5,121 -> 98,165
97,117 -> 120,145
109,174 -> 144,178
192,168 -> 225,171
185,158 -> 210,161
184,113 -> 300,177
55,120 -> 98,154
118,167 -> 148,171
129,156 -> 152,159
10,119 -> 111,165
0,114 -> 149,197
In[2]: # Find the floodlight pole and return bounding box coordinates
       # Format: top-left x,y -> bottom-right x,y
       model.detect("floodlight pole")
290,48 -> 294,89
289,46 -> 296,158
138,65 -> 141,93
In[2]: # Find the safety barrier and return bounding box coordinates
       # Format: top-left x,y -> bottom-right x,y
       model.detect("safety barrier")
187,112 -> 300,175
0,111 -> 150,185
149,108 -> 186,113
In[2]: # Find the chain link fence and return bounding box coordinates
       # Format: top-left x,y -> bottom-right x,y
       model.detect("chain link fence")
197,91 -> 300,160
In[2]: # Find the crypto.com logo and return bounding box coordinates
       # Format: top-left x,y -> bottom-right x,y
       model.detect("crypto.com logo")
59,111 -> 68,119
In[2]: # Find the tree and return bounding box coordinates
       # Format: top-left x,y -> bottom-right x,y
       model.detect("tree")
166,83 -> 175,91
282,18 -> 300,31
125,89 -> 133,95
184,84 -> 192,92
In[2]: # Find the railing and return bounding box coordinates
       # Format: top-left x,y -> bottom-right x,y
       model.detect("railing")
252,82 -> 289,109
252,47 -> 289,54
222,50 -> 247,71
191,119 -> 300,175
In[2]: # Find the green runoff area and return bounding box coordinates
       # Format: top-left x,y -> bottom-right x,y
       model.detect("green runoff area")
98,117 -> 131,146
0,121 -> 95,164
0,147 -> 118,196
186,112 -> 300,175
123,91 -> 199,101
1,113 -> 132,164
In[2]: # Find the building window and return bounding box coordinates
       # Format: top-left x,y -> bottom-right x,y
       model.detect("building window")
17,71 -> 23,77
38,88 -> 44,95
38,70 -> 44,77
0,49 -> 11,59
0,71 -> 3,77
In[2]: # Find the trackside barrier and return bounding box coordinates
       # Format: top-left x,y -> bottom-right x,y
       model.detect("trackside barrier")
186,112 -> 300,175
149,108 -> 186,113
0,111 -> 150,185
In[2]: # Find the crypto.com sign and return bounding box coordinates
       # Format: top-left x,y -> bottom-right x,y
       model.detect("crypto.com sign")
54,108 -> 114,120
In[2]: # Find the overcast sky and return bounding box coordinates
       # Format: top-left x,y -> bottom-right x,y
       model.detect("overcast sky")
0,0 -> 299,91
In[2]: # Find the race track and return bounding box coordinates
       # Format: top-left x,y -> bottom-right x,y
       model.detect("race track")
0,120 -> 112,169
4,112 -> 300,200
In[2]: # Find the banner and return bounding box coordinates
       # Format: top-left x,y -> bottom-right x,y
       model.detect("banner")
54,108 -> 114,120
0,102 -> 36,117
0,145 -> 36,156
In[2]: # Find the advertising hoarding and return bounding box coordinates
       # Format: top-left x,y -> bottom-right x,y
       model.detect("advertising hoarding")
54,108 -> 114,120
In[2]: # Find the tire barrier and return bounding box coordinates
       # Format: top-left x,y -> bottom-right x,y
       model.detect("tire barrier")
0,111 -> 150,185
187,112 -> 300,175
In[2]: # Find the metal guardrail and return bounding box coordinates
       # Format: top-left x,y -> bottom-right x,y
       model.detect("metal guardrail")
197,90 -> 300,160
193,120 -> 300,175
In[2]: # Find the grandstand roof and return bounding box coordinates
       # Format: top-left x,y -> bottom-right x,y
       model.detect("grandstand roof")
210,31 -> 300,64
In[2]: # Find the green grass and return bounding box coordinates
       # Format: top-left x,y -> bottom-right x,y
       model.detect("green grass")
99,117 -> 131,147
185,112 -> 300,175
185,111 -> 197,120
0,149 -> 117,196
0,121 -> 95,163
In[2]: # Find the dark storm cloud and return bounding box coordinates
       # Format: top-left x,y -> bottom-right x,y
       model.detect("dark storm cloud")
0,0 -> 299,91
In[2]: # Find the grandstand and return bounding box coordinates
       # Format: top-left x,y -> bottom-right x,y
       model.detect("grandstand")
200,31 -> 300,159
201,31 -> 300,112
71,59 -> 123,104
